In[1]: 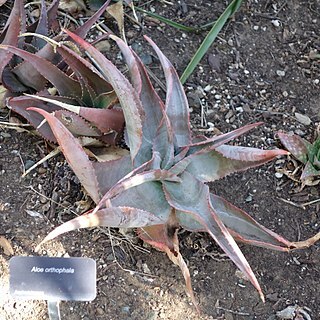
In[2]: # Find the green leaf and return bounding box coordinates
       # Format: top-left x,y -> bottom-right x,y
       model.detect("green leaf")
63,29 -> 144,161
163,171 -> 264,301
145,36 -> 192,148
111,182 -> 172,222
180,0 -> 243,84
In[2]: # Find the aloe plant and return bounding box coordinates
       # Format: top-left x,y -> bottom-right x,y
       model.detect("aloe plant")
31,30 -> 320,309
278,131 -> 320,183
0,0 -> 124,145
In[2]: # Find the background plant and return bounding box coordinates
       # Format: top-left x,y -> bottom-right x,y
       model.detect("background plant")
28,30 -> 320,309
278,131 -> 320,185
0,0 -> 124,146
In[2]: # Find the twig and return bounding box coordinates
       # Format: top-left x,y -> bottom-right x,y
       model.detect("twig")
106,227 -> 157,278
25,185 -> 78,215
278,197 -> 305,209
22,147 -> 60,177
215,306 -> 251,316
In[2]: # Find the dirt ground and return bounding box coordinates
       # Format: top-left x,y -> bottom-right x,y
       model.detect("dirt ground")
0,0 -> 319,319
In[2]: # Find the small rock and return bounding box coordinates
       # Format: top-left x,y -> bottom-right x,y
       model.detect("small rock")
94,40 -> 111,53
276,70 -> 286,77
271,20 -> 280,27
96,307 -> 104,315
0,132 -> 11,138
140,52 -> 153,65
295,112 -> 311,125
25,160 -> 35,170
276,305 -> 296,319
38,167 -> 47,174
275,172 -> 283,179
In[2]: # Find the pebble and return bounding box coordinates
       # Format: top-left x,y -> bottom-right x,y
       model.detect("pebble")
25,160 -> 35,170
0,132 -> 11,138
94,40 -> 111,53
271,20 -> 280,27
275,172 -> 283,179
214,94 -> 222,100
276,70 -> 286,77
295,112 -> 311,125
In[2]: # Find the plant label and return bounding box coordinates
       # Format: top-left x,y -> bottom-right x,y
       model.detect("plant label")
9,256 -> 96,301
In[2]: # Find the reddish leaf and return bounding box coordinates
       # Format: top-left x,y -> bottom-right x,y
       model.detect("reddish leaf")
163,171 -> 265,301
171,144 -> 287,181
111,35 -> 174,167
0,0 -> 24,76
186,122 -> 263,149
63,29 -> 144,161
36,206 -> 164,251
28,107 -> 101,203
145,35 -> 192,147
209,194 -> 291,250
0,45 -> 82,97
139,223 -> 199,312
8,95 -> 59,142
278,131 -> 310,164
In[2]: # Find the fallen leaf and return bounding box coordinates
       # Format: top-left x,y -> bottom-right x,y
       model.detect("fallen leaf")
0,236 -> 14,255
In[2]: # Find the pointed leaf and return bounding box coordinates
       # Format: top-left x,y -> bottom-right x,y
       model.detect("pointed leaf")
32,0 -> 48,49
139,223 -> 199,311
301,161 -> 320,180
36,206 -> 164,250
25,94 -> 124,135
172,145 -> 288,181
209,194 -> 291,250
63,29 -> 143,161
163,171 -> 264,301
145,35 -> 191,147
8,95 -> 59,142
12,43 -> 56,91
54,110 -> 102,137
56,44 -> 114,96
0,45 -> 82,97
28,107 -> 101,203
111,35 -> 174,166
278,131 -> 311,164
95,169 -> 180,215
0,0 -> 24,76
186,122 -> 263,150
74,0 -> 112,39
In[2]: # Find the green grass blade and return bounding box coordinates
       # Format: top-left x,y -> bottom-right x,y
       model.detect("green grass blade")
135,7 -> 199,32
180,0 -> 243,84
